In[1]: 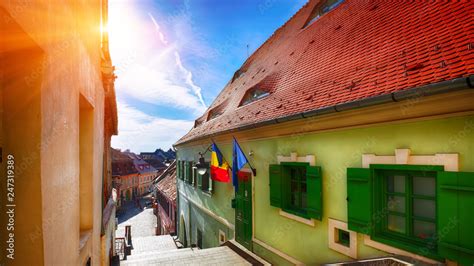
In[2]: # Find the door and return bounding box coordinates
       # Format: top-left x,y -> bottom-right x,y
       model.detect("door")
235,171 -> 253,250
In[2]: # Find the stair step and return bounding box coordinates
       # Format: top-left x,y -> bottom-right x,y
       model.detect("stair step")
127,248 -> 192,261
122,248 -> 198,264
130,235 -> 177,254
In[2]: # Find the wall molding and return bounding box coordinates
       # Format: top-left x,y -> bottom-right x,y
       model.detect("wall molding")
362,148 -> 458,171
179,191 -> 235,230
277,152 -> 315,166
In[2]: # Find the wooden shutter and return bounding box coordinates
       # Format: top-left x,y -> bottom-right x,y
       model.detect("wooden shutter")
306,166 -> 322,220
438,171 -> 474,265
197,169 -> 202,188
178,161 -> 183,180
347,168 -> 372,234
201,171 -> 209,192
184,161 -> 189,182
269,164 -> 282,208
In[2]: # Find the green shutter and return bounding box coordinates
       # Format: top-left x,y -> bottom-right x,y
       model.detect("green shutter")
197,170 -> 202,188
178,161 -> 182,180
184,161 -> 189,182
347,168 -> 372,234
306,166 -> 322,220
438,171 -> 474,265
269,164 -> 282,208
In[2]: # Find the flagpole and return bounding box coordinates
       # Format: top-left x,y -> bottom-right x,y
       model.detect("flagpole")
232,136 -> 257,176
210,138 -> 232,171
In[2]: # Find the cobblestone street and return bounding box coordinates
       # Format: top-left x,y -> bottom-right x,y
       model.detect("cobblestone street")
116,194 -> 156,238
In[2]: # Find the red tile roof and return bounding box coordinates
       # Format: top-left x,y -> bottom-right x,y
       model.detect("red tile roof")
176,0 -> 474,145
156,161 -> 177,202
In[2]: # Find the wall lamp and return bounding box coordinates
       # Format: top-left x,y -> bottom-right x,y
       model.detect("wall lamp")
195,145 -> 212,176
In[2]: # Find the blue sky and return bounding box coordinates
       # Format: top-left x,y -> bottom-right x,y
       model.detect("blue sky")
109,0 -> 306,152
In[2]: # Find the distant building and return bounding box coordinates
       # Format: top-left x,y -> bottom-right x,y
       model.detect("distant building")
154,161 -> 177,235
141,148 -> 176,171
112,149 -> 158,205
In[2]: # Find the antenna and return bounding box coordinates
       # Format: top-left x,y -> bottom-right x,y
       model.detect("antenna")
246,44 -> 249,58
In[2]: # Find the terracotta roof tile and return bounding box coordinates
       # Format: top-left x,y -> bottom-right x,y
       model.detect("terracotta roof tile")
176,1 -> 473,145
156,161 -> 177,202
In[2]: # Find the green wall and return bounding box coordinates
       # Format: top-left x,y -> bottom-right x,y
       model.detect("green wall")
177,115 -> 474,264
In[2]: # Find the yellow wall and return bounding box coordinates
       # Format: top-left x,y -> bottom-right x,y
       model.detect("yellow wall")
1,1 -> 107,265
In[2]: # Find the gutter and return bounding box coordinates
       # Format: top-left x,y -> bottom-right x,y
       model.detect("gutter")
175,75 -> 473,147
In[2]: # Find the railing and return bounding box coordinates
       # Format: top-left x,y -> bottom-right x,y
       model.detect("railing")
115,237 -> 126,260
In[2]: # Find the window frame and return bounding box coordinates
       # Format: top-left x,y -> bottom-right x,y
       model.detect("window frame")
239,87 -> 270,107
281,162 -> 311,219
370,164 -> 443,259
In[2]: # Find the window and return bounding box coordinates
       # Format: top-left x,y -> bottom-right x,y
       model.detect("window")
231,68 -> 245,83
336,229 -> 350,247
371,168 -> 439,253
347,165 -> 474,264
199,162 -> 212,194
303,0 -> 344,28
240,87 -> 270,107
379,170 -> 436,242
207,108 -> 223,121
218,230 -> 226,245
288,166 -> 307,212
193,167 -> 198,188
269,162 -> 322,220
178,160 -> 185,180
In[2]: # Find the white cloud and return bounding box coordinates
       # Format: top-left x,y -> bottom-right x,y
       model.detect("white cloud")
117,64 -> 207,115
174,51 -> 206,108
111,102 -> 194,152
148,13 -> 168,45
109,0 -> 208,117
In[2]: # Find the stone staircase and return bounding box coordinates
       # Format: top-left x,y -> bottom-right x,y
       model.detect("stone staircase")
120,235 -> 260,265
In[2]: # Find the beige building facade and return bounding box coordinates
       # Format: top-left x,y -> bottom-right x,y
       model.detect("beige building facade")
0,0 -> 117,265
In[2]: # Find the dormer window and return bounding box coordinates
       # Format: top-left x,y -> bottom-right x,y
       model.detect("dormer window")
240,87 -> 270,107
232,68 -> 246,83
303,0 -> 344,28
207,108 -> 223,121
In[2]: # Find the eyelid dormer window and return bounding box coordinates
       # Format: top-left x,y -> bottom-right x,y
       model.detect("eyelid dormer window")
303,0 -> 344,28
239,87 -> 270,107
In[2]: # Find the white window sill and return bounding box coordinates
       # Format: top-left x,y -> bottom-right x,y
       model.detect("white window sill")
279,209 -> 315,227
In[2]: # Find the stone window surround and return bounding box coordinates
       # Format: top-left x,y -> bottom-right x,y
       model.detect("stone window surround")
328,218 -> 357,259
361,148 -> 458,264
276,152 -> 317,227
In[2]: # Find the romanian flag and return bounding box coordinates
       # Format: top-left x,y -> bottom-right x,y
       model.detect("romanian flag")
210,143 -> 230,182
